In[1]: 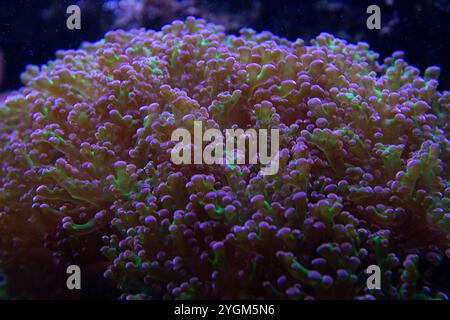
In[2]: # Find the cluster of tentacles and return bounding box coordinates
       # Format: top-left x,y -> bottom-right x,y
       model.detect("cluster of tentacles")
0,18 -> 448,299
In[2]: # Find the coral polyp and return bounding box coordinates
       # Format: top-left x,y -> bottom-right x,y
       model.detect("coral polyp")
0,18 -> 448,299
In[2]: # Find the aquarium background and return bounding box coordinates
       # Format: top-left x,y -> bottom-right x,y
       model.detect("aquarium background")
1,0 -> 449,92
0,0 -> 449,300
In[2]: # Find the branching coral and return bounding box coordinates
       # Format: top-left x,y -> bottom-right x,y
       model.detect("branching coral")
0,18 -> 449,300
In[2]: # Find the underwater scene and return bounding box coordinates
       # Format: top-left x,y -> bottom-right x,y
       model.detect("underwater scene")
0,0 -> 449,302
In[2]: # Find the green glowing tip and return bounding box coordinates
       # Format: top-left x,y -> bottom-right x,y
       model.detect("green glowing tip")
114,169 -> 134,196
169,46 -> 181,68
147,57 -> 164,75
345,92 -> 356,100
200,38 -> 213,46
72,219 -> 96,232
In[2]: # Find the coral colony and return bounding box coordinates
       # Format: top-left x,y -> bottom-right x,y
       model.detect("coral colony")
0,18 -> 448,300
171,121 -> 280,175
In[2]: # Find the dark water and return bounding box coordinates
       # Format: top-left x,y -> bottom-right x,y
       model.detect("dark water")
0,0 -> 449,91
